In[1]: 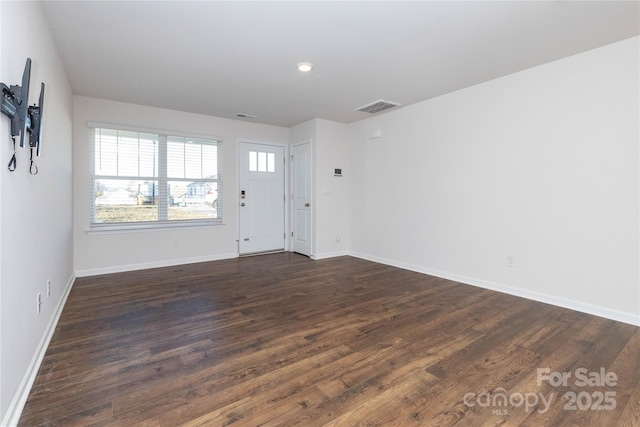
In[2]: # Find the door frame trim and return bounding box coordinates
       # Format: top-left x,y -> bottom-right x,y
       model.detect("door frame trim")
290,138 -> 314,257
236,139 -> 290,255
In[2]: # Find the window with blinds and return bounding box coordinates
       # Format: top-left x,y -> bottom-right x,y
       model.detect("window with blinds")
91,127 -> 222,227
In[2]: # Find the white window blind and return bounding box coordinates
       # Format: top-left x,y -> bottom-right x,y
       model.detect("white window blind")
91,127 -> 222,227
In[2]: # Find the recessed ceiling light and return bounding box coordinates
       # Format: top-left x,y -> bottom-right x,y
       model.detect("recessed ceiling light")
297,62 -> 314,72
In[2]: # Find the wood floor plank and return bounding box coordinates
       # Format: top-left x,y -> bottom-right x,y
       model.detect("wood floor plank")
18,253 -> 640,426
617,376 -> 640,427
111,344 -> 353,425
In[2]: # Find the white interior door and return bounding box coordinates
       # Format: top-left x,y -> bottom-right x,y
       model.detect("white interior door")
239,142 -> 285,254
292,140 -> 312,256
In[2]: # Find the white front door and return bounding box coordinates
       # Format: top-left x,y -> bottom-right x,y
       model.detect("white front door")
239,142 -> 285,254
291,140 -> 312,256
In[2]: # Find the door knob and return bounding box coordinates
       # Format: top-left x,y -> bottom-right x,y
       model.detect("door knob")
305,203 -> 310,207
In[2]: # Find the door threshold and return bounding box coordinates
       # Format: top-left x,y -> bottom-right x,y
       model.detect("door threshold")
239,249 -> 286,258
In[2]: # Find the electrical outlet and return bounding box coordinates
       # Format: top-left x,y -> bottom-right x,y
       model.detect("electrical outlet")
36,293 -> 41,315
172,238 -> 179,247
47,280 -> 51,297
506,256 -> 516,268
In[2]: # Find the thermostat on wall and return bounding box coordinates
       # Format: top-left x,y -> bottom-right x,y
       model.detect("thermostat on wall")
334,168 -> 342,176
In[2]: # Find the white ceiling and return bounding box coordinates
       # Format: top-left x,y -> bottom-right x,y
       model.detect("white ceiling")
41,1 -> 639,128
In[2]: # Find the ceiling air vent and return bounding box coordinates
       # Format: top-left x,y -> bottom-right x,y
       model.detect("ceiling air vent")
354,99 -> 401,114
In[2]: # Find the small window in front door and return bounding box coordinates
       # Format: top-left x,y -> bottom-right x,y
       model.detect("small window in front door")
249,151 -> 276,173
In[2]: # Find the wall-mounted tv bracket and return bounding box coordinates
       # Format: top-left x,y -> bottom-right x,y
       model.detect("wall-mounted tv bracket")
1,58 -> 45,174
1,58 -> 31,171
26,82 -> 45,175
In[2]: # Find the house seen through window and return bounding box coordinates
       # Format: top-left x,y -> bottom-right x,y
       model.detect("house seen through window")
92,128 -> 222,226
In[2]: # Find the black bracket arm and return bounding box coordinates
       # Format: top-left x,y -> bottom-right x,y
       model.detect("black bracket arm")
1,58 -> 31,148
1,58 -> 46,172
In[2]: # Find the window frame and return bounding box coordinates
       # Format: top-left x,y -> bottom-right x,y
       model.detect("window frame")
88,123 -> 224,232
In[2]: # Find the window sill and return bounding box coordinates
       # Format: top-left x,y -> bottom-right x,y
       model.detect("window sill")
87,220 -> 225,235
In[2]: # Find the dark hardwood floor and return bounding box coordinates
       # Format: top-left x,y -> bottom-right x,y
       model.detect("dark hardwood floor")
19,253 -> 640,426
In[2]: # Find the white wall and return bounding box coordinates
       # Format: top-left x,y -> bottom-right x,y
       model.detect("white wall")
73,96 -> 289,275
314,119 -> 350,258
349,36 -> 639,325
0,1 -> 74,423
289,119 -> 316,147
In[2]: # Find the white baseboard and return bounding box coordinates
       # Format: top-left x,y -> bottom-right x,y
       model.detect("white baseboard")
349,251 -> 640,327
311,250 -> 349,260
75,252 -> 239,277
1,274 -> 76,427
